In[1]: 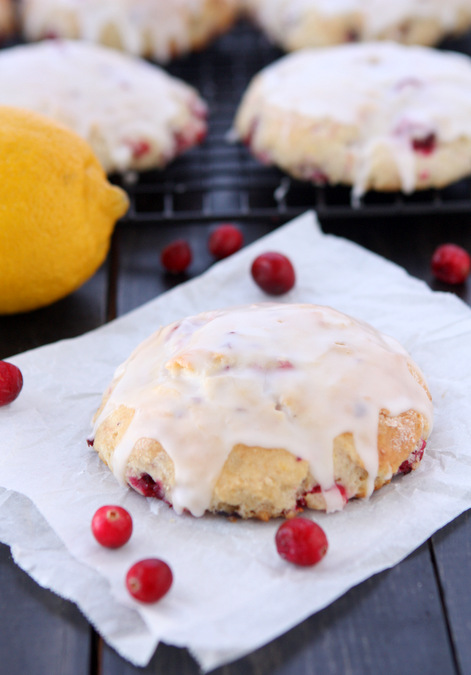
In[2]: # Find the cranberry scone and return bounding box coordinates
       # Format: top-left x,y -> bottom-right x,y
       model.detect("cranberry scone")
90,303 -> 433,520
234,41 -> 471,202
0,40 -> 207,174
242,0 -> 471,51
19,0 -> 238,62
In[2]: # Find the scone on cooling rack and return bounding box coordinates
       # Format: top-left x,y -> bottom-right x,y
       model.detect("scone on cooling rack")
0,39 -> 207,174
241,0 -> 471,51
234,41 -> 471,202
90,303 -> 433,520
19,0 -> 238,62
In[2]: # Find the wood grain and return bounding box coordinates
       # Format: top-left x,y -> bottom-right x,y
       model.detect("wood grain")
0,543 -> 91,675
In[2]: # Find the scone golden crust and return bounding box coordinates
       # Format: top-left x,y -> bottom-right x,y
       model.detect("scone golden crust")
242,0 -> 471,50
234,42 -> 471,202
19,0 -> 238,62
91,303 -> 433,520
0,0 -> 15,38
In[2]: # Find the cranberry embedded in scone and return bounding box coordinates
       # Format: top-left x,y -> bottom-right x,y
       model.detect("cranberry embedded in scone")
128,473 -> 167,500
91,303 -> 433,520
412,133 -> 436,154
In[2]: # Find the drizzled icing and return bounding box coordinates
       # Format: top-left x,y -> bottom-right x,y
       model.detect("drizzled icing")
92,303 -> 433,517
0,40 -> 206,173
21,0 -> 236,62
235,42 -> 471,200
247,0 -> 471,44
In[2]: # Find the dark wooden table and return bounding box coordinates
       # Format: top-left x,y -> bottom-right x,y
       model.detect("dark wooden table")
2,18 -> 471,675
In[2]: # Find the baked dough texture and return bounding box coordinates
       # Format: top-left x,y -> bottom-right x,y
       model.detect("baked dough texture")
0,0 -> 15,38
19,0 -> 238,62
234,41 -> 471,202
242,0 -> 471,51
91,303 -> 433,520
0,39 -> 207,174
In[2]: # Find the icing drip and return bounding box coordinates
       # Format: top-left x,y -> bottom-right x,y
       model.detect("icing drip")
237,42 -> 471,199
93,304 -> 433,517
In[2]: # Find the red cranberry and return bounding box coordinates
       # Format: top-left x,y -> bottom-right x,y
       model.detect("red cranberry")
336,484 -> 347,501
126,558 -> 173,603
275,518 -> 328,566
0,361 -> 23,406
91,505 -> 133,549
174,125 -> 207,154
195,127 -> 207,145
308,168 -> 328,185
128,139 -> 151,159
431,243 -> 471,284
129,473 -> 166,501
398,440 -> 427,475
277,360 -> 294,369
345,28 -> 360,41
296,483 -> 347,510
251,252 -> 296,295
412,133 -> 436,155
208,224 -> 244,259
160,239 -> 192,274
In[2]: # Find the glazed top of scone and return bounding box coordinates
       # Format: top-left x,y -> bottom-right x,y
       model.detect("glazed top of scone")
248,0 -> 470,40
236,41 -> 471,198
93,303 -> 433,516
0,39 -> 206,173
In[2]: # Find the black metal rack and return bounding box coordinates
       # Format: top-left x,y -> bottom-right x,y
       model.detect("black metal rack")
114,21 -> 471,226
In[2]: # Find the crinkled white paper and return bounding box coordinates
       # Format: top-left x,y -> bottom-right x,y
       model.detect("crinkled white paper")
1,211 -> 471,671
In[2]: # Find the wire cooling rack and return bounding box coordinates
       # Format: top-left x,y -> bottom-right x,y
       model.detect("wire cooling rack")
114,21 -> 471,225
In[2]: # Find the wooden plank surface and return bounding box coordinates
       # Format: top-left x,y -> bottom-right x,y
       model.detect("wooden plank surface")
0,263 -> 109,360
0,543 -> 92,675
0,266 -> 108,675
433,512 -> 471,675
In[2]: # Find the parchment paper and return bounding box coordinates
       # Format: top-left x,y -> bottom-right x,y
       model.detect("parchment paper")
1,211 -> 471,671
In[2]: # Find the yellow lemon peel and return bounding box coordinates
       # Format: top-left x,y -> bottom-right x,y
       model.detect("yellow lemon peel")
0,106 -> 129,314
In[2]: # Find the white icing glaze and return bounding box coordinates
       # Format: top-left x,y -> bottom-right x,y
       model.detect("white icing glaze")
238,41 -> 471,199
92,303 -> 433,517
21,0 -> 236,62
248,0 -> 471,43
0,40 -> 206,172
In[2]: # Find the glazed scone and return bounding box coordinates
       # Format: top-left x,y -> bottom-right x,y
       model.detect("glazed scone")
234,42 -> 471,202
242,0 -> 471,51
19,0 -> 238,62
90,303 -> 433,520
0,40 -> 207,174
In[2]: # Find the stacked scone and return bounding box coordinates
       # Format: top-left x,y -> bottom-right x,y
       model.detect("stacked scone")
91,303 -> 433,520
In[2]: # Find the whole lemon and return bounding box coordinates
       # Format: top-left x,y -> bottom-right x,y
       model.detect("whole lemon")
0,106 -> 129,314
